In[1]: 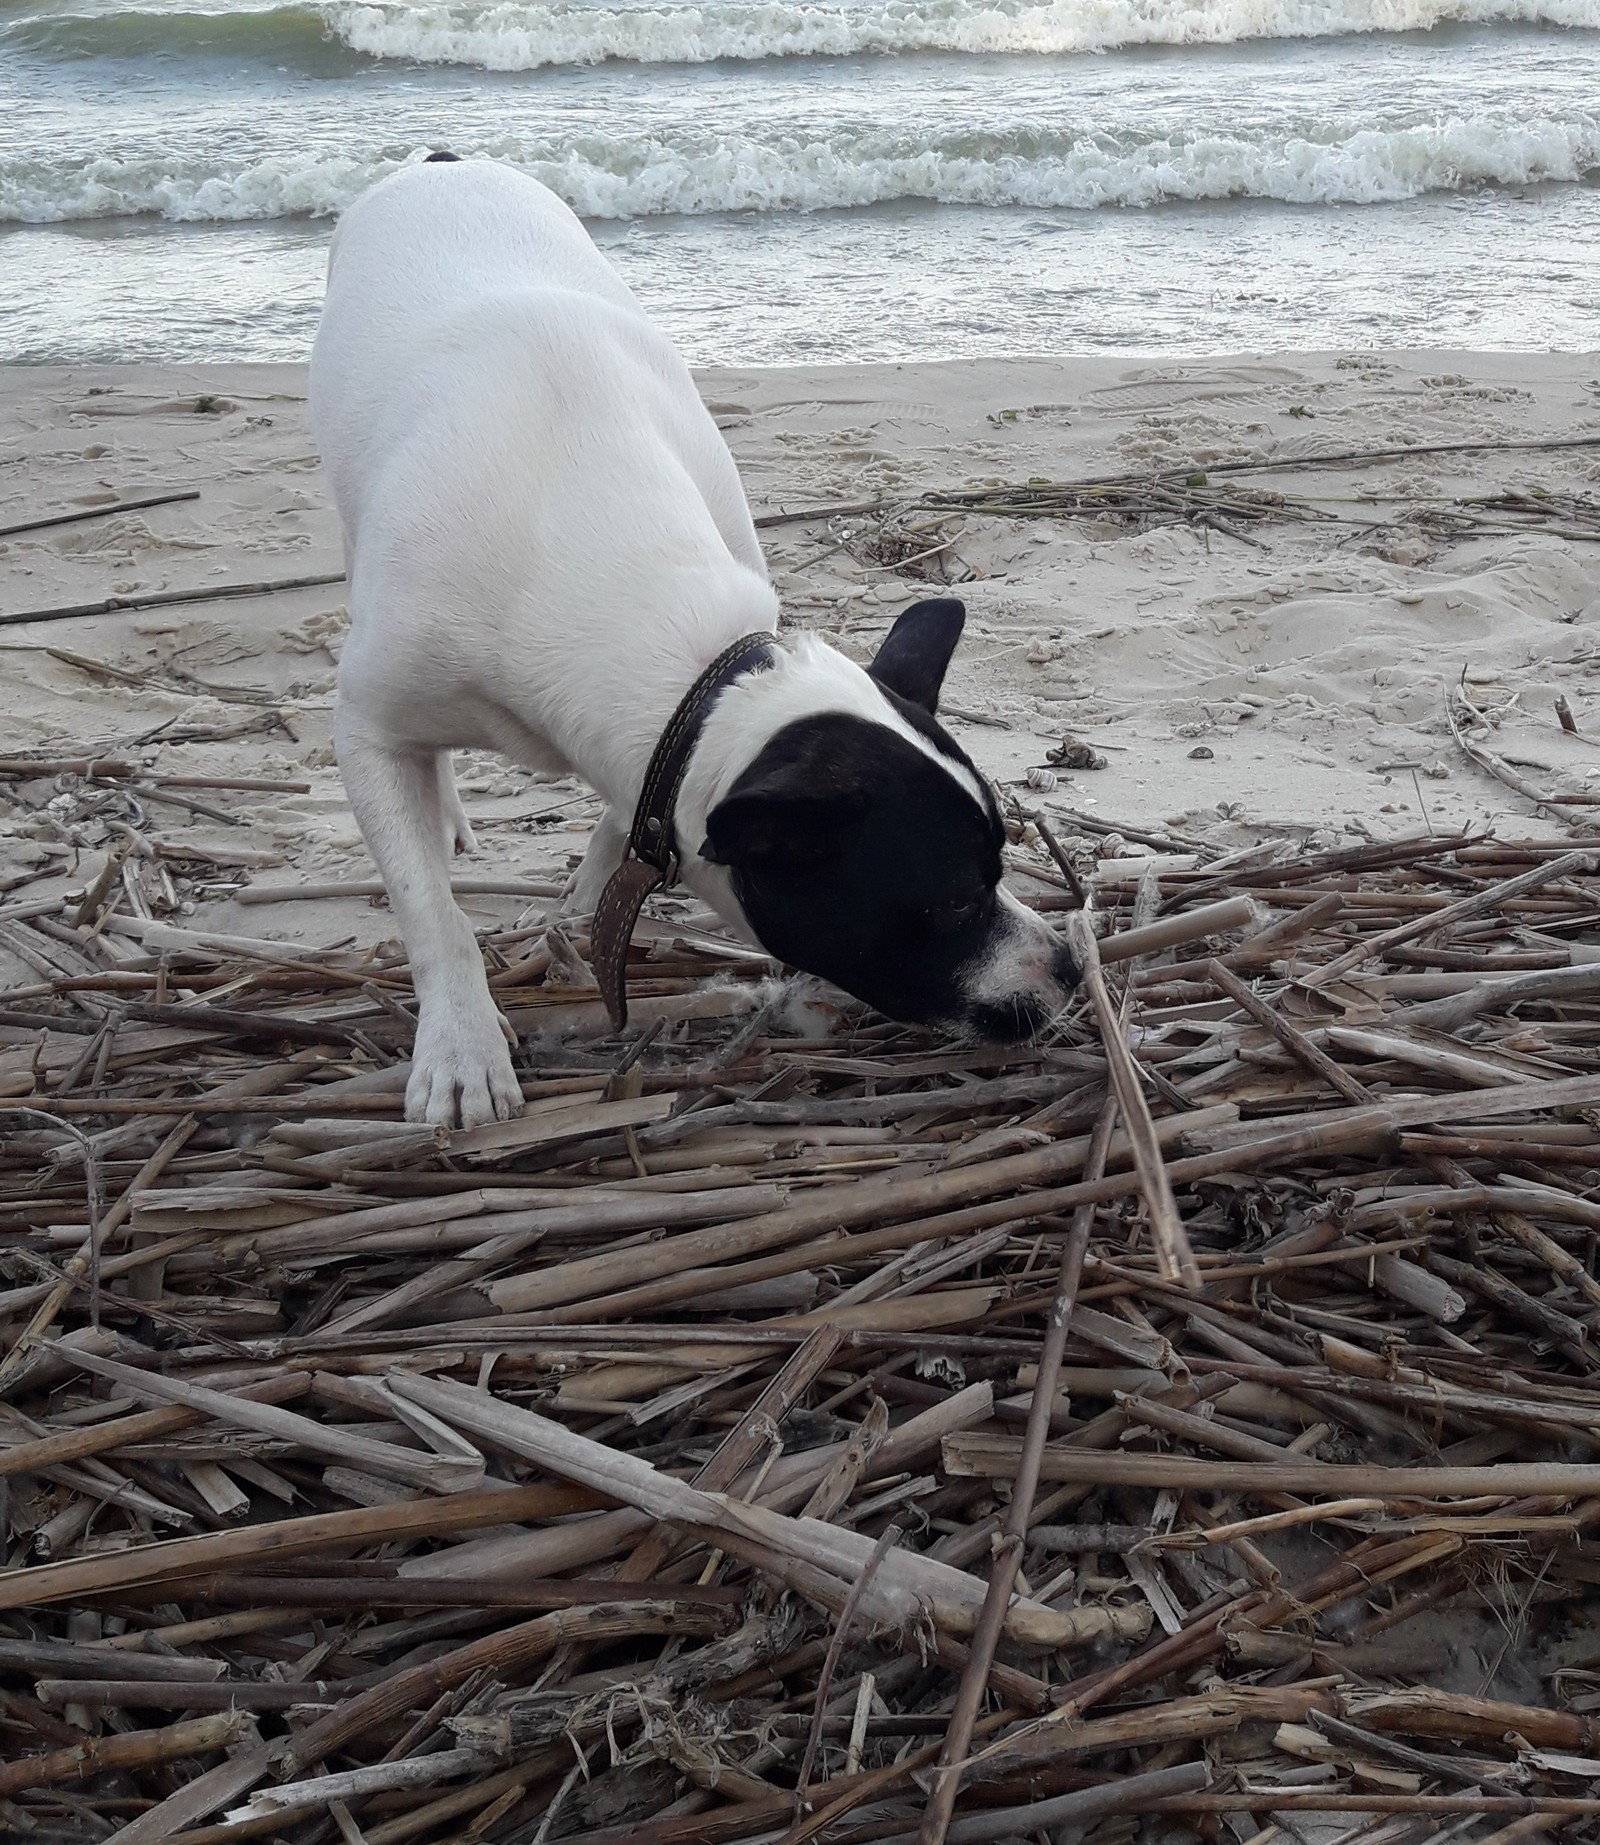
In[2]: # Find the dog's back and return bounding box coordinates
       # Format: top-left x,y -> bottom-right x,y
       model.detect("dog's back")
312,161 -> 647,537
310,157 -> 772,789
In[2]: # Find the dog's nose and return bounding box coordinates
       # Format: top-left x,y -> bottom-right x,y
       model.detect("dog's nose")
968,992 -> 1052,1042
1050,939 -> 1080,993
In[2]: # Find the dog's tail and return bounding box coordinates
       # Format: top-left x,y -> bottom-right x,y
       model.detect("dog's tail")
424,150 -> 462,163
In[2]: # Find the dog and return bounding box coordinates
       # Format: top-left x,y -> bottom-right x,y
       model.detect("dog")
310,156 -> 1078,1126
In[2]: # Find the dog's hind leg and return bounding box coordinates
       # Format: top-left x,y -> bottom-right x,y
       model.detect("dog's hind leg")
562,805 -> 628,917
337,713 -> 520,1127
436,752 -> 478,856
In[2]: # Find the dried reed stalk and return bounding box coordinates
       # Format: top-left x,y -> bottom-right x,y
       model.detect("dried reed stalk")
1062,910 -> 1198,1288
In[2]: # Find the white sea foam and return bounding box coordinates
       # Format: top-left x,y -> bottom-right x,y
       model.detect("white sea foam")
324,0 -> 1600,70
9,0 -> 1599,67
5,117 -> 1598,224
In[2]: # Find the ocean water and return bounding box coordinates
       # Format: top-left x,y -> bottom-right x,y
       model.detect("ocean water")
3,0 -> 1599,364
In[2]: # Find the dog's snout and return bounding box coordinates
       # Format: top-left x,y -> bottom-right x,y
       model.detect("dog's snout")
966,944 -> 1075,1042
1049,939 -> 1080,994
956,907 -> 1081,1041
968,993 -> 1052,1042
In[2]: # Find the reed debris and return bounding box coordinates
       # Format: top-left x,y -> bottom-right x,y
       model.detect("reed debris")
4,823 -> 1600,1840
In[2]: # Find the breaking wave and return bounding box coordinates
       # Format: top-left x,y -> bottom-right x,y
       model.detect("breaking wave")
6,117 -> 1599,224
328,0 -> 1600,68
7,0 -> 1598,70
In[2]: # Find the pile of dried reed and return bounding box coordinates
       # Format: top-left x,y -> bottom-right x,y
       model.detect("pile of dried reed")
6,817 -> 1600,1845
754,436 -> 1600,580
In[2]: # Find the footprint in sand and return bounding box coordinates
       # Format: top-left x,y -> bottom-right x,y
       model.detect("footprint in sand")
1080,366 -> 1305,413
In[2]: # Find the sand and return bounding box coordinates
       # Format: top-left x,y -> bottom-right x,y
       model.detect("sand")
2,350 -> 1599,982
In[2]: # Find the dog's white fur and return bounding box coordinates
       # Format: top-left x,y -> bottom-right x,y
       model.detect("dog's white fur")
313,159 -> 1060,1126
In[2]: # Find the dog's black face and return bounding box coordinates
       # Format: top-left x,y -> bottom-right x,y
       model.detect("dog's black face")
700,598 -> 1078,1038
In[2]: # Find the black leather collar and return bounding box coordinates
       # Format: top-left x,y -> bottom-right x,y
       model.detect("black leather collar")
592,630 -> 777,1030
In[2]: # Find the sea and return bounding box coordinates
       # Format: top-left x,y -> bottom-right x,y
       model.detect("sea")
3,0 -> 1599,366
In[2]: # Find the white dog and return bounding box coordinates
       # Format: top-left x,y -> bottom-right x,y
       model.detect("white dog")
311,158 -> 1076,1127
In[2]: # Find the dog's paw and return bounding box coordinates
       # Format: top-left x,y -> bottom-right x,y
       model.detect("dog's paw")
439,776 -> 479,857
560,856 -> 611,919
406,1013 -> 522,1128
442,798 -> 478,857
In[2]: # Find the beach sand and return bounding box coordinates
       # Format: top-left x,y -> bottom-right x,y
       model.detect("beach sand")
2,350 -> 1599,979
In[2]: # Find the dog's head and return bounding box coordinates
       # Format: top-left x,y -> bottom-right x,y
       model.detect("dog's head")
699,598 -> 1078,1039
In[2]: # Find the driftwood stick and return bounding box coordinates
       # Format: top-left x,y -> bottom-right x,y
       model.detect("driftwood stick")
1393,958 -> 1600,1030
0,759 -> 308,793
752,497 -> 888,528
229,1748 -> 485,1820
0,488 -> 201,540
112,1572 -> 738,1611
0,571 -> 346,628
1147,1797 -> 1600,1817
1306,1707 -> 1503,1791
48,1345 -> 486,1493
1153,1497 -> 1386,1548
36,1678 -> 346,1712
1171,432 -> 1600,475
1446,681 -> 1588,828
0,755 -> 145,779
1027,811 -> 1087,908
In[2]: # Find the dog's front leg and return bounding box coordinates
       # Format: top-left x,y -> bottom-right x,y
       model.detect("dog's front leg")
337,714 -> 521,1127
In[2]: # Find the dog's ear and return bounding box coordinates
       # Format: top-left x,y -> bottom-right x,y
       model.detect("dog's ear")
701,778 -> 868,868
867,598 -> 966,713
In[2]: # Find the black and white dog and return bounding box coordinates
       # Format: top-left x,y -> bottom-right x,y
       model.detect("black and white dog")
311,158 -> 1077,1126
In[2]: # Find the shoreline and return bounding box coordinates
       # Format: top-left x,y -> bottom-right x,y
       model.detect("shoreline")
1,349 -> 1598,967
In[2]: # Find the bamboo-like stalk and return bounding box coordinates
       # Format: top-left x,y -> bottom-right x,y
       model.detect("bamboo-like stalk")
0,1371 -> 310,1478
1206,958 -> 1372,1103
918,1108 -> 1113,1845
1304,847 -> 1595,987
0,1482 -> 600,1612
888,1762 -> 1211,1845
52,1345 -> 486,1492
1098,895 -> 1254,963
1061,911 -> 1199,1289
390,1373 -> 1093,1648
0,1708 -> 252,1797
941,1445 -> 1600,1499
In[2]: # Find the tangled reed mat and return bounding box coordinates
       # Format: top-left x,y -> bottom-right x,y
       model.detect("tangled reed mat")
7,825 -> 1600,1843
